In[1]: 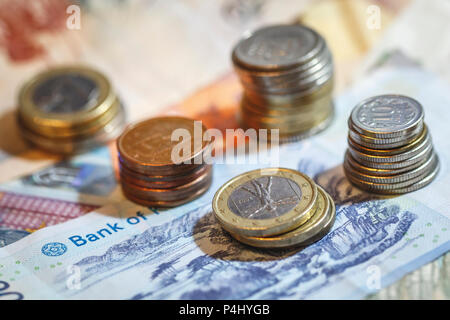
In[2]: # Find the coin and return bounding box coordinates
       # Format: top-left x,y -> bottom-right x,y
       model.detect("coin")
346,158 -> 440,194
233,24 -> 334,141
213,168 -> 318,237
117,116 -> 212,175
17,65 -> 125,154
232,25 -> 322,71
229,186 -> 335,248
344,151 -> 437,184
345,95 -> 439,194
350,94 -> 424,139
117,116 -> 213,207
347,126 -> 430,162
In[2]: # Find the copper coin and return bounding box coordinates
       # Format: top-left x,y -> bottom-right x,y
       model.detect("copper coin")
121,171 -> 212,206
117,116 -> 212,175
122,180 -> 212,208
120,168 -> 212,202
120,164 -> 212,189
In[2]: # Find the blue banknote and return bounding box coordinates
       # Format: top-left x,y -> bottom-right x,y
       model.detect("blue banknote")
0,66 -> 448,299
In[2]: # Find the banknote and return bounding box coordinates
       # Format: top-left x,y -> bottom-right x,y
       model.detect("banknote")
0,66 -> 448,299
0,147 -> 118,247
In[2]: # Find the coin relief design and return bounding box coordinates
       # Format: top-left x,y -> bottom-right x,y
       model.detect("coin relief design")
354,95 -> 423,132
32,74 -> 99,113
119,118 -> 207,165
235,25 -> 318,69
227,176 -> 302,220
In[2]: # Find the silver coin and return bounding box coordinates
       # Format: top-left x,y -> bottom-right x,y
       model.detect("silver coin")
346,157 -> 440,194
348,123 -> 423,149
235,48 -> 331,89
344,150 -> 437,184
350,94 -> 424,138
234,41 -> 328,82
347,131 -> 431,163
345,149 -> 431,176
233,24 -> 322,71
349,142 -> 433,170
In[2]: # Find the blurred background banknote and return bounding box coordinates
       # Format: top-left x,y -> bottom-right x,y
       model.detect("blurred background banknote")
0,0 -> 449,299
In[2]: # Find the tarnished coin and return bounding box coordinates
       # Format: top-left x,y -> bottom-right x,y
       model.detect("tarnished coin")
213,168 -> 318,237
233,25 -> 322,71
350,94 -> 424,138
230,186 -> 335,248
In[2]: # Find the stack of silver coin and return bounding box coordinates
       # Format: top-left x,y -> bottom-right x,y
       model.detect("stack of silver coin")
232,24 -> 334,142
344,94 -> 439,194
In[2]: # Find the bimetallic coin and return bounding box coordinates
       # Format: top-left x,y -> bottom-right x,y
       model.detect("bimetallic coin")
350,94 -> 424,138
229,186 -> 335,248
213,168 -> 318,237
344,151 -> 437,184
18,66 -> 116,135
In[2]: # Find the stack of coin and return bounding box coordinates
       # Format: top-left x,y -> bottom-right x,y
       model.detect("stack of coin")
212,168 -> 336,248
344,94 -> 439,194
17,66 -> 126,154
232,24 -> 334,142
117,116 -> 213,207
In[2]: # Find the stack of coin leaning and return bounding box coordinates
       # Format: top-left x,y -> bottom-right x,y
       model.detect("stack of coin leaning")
117,116 -> 213,207
232,24 -> 334,142
17,66 -> 126,154
213,168 -> 336,248
344,94 -> 439,194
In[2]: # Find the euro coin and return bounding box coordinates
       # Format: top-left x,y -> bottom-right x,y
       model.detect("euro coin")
212,168 -> 318,237
229,186 -> 336,248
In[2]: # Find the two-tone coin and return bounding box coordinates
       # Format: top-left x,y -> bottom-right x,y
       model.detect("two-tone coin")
232,24 -> 334,142
17,65 -> 126,154
212,168 -> 336,248
117,116 -> 213,207
344,94 -> 439,194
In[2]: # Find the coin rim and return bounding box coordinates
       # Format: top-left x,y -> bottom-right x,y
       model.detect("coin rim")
212,167 -> 318,237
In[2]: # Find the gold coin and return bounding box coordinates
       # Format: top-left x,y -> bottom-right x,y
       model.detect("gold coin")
18,65 -> 116,138
212,168 -> 318,237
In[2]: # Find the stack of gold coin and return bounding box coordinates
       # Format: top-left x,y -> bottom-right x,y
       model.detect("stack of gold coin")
117,116 -> 213,207
17,66 -> 126,154
344,94 -> 440,194
232,24 -> 334,142
212,168 -> 336,248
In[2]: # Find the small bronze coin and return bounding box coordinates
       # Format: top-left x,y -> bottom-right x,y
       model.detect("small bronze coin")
117,116 -> 212,176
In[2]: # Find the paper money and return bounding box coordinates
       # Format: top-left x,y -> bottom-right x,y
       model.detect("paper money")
0,66 -> 448,299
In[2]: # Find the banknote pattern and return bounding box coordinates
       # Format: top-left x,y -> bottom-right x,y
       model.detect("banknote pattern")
0,67 -> 448,299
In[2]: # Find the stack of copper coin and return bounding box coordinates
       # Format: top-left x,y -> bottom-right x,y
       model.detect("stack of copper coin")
117,117 -> 213,207
17,66 -> 126,154
344,94 -> 439,194
232,24 -> 334,142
